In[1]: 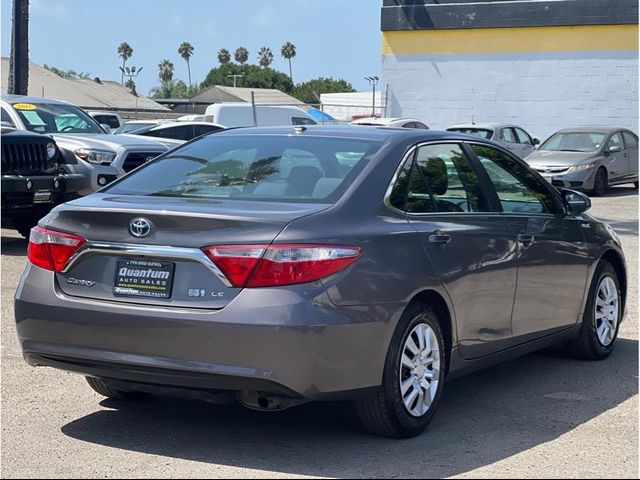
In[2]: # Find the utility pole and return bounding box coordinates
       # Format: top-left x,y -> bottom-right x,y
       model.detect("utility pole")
227,74 -> 244,88
8,0 -> 29,95
365,76 -> 379,117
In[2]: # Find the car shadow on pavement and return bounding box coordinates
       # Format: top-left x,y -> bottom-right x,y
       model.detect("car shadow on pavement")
1,235 -> 28,257
602,186 -> 638,198
60,337 -> 638,478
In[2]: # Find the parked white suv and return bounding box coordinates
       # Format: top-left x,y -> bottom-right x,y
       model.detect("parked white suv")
1,95 -> 168,195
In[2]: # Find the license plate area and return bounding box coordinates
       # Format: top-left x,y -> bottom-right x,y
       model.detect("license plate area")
33,189 -> 53,204
114,259 -> 175,299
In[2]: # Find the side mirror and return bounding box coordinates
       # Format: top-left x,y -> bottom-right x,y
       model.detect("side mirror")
532,137 -> 540,146
1,120 -> 15,129
562,189 -> 591,215
100,124 -> 112,134
607,145 -> 622,154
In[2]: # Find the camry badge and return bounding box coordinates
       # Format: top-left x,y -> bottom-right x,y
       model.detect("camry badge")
129,218 -> 152,238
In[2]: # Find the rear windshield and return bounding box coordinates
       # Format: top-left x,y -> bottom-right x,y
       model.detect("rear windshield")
448,128 -> 493,139
107,134 -> 382,202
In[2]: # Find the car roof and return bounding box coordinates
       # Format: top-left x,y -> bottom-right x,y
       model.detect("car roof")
2,94 -> 72,106
215,125 -> 478,143
554,127 -> 629,134
150,121 -> 225,129
447,123 -> 505,130
351,117 -> 421,125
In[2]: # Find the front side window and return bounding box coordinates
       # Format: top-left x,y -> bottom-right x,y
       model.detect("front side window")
514,128 -> 532,145
472,145 -> 556,214
402,144 -> 488,213
107,135 -> 381,203
12,103 -> 103,134
607,132 -> 623,150
143,125 -> 194,141
93,115 -> 121,129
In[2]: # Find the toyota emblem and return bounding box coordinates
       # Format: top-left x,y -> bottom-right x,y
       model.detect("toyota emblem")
129,218 -> 152,238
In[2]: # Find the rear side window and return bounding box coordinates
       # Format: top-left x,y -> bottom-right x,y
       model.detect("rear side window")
292,117 -> 317,126
107,135 -> 382,202
500,128 -> 517,143
623,131 -> 638,148
392,144 -> 488,213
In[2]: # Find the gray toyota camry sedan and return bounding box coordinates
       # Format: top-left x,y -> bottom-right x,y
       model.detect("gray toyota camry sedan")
15,126 -> 626,438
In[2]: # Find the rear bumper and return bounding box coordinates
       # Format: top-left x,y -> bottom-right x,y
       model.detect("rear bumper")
15,265 -> 401,400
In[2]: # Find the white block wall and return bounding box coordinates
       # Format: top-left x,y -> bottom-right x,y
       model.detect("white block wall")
382,51 -> 638,140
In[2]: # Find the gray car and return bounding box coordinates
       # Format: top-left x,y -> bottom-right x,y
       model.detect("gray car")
15,126 -> 626,438
447,123 -> 540,158
524,127 -> 639,196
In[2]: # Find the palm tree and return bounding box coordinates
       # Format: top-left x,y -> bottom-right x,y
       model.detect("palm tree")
218,49 -> 231,65
258,47 -> 274,69
178,41 -> 195,87
158,59 -> 174,83
281,42 -> 296,82
117,42 -> 133,85
234,47 -> 249,65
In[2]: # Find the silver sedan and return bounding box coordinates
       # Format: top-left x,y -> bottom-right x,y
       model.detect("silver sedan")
447,123 -> 540,158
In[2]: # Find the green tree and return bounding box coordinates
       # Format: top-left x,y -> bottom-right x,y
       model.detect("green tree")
201,63 -> 293,93
280,42 -> 296,82
234,47 -> 249,65
217,48 -> 231,65
178,41 -> 195,86
291,77 -> 356,104
158,59 -> 175,83
44,64 -> 91,79
258,47 -> 274,68
150,79 -> 189,99
117,41 -> 133,85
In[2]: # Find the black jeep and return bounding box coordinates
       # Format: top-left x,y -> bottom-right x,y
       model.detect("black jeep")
1,127 -> 84,238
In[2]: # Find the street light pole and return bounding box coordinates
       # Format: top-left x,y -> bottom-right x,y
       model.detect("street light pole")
364,76 -> 379,117
227,74 -> 244,88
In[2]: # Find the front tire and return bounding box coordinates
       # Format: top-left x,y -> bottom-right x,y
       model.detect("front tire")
564,260 -> 622,360
355,304 -> 445,438
591,168 -> 608,196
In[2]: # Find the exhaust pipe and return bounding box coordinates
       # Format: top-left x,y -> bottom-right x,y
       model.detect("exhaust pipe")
237,390 -> 308,412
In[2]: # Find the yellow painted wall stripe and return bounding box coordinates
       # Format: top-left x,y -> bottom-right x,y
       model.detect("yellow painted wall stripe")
383,24 -> 639,56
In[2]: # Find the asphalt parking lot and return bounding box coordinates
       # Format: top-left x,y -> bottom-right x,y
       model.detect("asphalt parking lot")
1,187 -> 637,479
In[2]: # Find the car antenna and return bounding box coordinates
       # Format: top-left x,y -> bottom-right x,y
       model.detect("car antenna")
472,115 -> 475,125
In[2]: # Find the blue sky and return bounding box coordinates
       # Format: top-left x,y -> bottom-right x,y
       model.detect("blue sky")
1,0 -> 382,96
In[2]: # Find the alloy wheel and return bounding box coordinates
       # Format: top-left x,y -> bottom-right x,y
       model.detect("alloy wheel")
399,323 -> 441,417
594,276 -> 619,346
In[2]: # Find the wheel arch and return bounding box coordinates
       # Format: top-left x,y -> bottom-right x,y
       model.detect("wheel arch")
599,249 -> 627,313
408,289 -> 455,375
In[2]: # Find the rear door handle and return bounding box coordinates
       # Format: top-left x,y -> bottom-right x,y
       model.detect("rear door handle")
518,233 -> 535,247
428,231 -> 451,245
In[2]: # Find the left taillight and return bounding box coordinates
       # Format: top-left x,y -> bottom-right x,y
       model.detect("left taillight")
27,226 -> 86,272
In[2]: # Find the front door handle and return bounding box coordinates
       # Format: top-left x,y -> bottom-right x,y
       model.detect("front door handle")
428,231 -> 451,245
518,233 -> 535,247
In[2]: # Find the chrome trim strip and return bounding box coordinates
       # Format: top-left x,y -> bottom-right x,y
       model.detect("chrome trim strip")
62,242 -> 232,287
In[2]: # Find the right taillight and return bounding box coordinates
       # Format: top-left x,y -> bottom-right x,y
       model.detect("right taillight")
202,244 -> 362,288
27,226 -> 86,272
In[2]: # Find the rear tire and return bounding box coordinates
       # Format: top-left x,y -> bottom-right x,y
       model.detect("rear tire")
634,181 -> 639,189
591,168 -> 608,196
355,304 -> 446,438
85,377 -> 148,400
564,260 -> 622,360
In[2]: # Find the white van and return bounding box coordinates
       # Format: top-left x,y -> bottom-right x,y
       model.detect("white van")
204,103 -> 316,128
